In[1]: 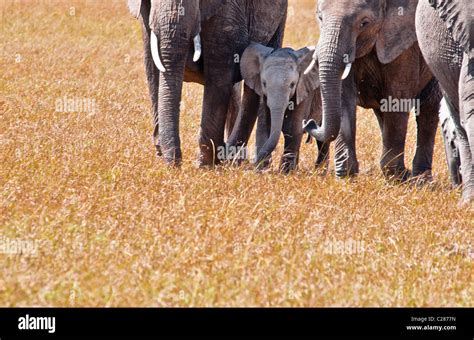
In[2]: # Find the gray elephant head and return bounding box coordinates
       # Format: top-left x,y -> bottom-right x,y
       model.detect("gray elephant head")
240,43 -> 320,164
306,0 -> 419,144
128,0 -> 227,69
129,0 -> 201,72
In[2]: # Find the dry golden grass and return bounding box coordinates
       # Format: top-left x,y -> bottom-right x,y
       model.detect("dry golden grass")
0,0 -> 472,307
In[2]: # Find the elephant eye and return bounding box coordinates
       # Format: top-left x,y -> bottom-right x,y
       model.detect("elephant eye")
360,18 -> 370,29
262,81 -> 267,88
290,82 -> 296,89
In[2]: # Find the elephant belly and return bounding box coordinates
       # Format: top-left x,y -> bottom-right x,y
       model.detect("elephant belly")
355,47 -> 435,112
200,0 -> 288,85
247,0 -> 288,44
354,51 -> 384,110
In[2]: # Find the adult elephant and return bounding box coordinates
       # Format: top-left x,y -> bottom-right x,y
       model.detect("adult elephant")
128,0 -> 288,166
416,0 -> 473,205
304,0 -> 441,180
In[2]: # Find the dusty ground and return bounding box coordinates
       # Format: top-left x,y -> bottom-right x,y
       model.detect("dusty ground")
0,0 -> 472,306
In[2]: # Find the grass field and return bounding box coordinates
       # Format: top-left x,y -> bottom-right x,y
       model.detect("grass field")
1,0 -> 472,307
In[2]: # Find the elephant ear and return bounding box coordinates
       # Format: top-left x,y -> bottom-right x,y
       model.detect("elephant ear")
294,46 -> 320,105
127,0 -> 143,19
430,0 -> 474,56
200,0 -> 227,22
376,0 -> 418,64
240,43 -> 274,96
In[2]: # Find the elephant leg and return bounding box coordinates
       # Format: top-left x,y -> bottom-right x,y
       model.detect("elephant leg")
281,129 -> 303,174
315,140 -> 330,172
459,54 -> 474,203
334,116 -> 358,177
334,79 -> 358,177
412,79 -> 441,179
457,133 -> 473,204
281,102 -> 309,174
139,2 -> 161,157
226,84 -> 260,149
199,83 -> 233,167
440,98 -> 463,186
380,111 -> 410,180
255,103 -> 271,169
225,82 -> 242,140
256,102 -> 271,156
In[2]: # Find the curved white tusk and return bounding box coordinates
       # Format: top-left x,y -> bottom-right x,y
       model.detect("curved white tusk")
150,31 -> 166,73
304,58 -> 317,75
193,34 -> 202,62
341,63 -> 352,80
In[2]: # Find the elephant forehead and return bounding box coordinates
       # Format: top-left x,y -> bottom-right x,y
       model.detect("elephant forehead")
319,0 -> 379,14
262,64 -> 298,82
265,54 -> 297,69
151,0 -> 199,22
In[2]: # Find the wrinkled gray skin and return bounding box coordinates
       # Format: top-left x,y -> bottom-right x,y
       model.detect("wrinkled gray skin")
439,98 -> 462,187
305,0 -> 441,179
128,0 -> 287,166
416,0 -> 473,204
238,43 -> 326,173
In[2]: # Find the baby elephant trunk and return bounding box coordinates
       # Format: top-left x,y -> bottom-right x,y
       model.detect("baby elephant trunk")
255,105 -> 286,166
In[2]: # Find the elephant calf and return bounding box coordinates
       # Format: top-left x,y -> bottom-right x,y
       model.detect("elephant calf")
234,43 -> 328,173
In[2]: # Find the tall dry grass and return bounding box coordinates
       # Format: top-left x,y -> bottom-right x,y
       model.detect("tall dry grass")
0,0 -> 472,306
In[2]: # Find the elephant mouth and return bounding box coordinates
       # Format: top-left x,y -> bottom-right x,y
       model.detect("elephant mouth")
305,55 -> 352,81
150,31 -> 202,73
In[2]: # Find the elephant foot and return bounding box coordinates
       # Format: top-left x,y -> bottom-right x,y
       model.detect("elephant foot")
412,170 -> 433,183
458,197 -> 473,210
409,170 -> 434,186
412,167 -> 432,177
227,158 -> 246,167
335,160 -> 359,178
315,154 -> 330,167
164,157 -> 182,167
382,166 -> 411,182
255,157 -> 272,172
315,145 -> 330,175
155,144 -> 163,158
227,157 -> 252,168
199,144 -> 222,168
459,188 -> 474,209
219,144 -> 249,166
334,147 -> 358,178
315,158 -> 330,175
161,147 -> 182,167
280,159 -> 297,174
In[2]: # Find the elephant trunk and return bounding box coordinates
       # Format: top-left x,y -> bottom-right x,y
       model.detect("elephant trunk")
255,104 -> 286,165
153,25 -> 190,165
157,60 -> 187,165
309,18 -> 348,144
